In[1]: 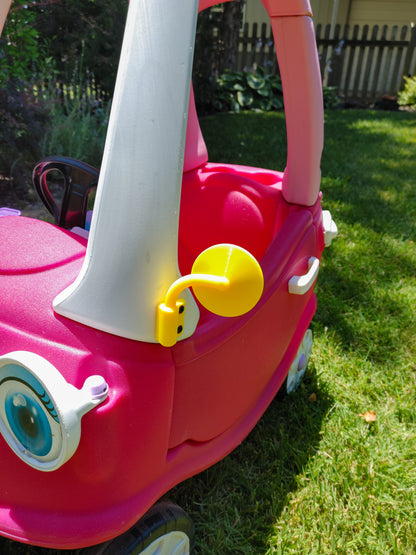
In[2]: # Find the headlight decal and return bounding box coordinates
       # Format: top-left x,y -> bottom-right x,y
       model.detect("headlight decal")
0,352 -> 109,471
1,367 -> 60,422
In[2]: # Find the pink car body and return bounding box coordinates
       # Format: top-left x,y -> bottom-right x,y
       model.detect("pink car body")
0,0 -> 336,549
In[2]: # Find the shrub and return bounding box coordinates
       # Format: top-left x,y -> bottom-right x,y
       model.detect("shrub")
0,1 -> 44,82
211,68 -> 340,113
39,76 -> 111,167
0,79 -> 51,199
398,76 -> 416,108
323,86 -> 340,109
0,72 -> 110,204
213,67 -> 284,113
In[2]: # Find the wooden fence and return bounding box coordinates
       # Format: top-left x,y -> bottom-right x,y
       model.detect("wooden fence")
236,22 -> 416,105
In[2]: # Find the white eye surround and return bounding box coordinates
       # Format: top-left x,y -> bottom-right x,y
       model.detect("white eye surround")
0,351 -> 108,472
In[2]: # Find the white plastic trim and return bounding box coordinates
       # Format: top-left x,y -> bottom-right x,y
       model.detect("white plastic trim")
140,531 -> 190,555
288,257 -> 320,295
53,0 -> 200,342
322,210 -> 338,246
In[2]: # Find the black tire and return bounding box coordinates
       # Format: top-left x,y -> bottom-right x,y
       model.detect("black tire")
82,500 -> 195,555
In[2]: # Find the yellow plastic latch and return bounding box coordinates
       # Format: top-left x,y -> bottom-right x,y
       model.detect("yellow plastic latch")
155,299 -> 186,348
156,244 -> 264,347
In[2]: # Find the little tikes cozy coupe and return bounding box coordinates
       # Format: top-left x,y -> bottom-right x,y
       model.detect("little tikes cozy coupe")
0,0 -> 337,553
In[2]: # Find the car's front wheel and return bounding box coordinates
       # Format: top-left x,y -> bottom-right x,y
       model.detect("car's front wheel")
84,500 -> 194,555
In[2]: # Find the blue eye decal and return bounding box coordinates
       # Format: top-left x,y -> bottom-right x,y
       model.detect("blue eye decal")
0,352 -> 109,472
2,370 -> 59,422
4,385 -> 53,457
0,364 -> 63,463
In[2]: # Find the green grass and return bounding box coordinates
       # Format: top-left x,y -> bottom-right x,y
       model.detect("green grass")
1,109 -> 416,554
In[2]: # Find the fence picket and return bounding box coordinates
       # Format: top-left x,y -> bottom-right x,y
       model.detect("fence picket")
240,22 -> 250,70
361,25 -> 379,101
319,23 -> 332,78
403,26 -> 416,78
390,26 -> 410,94
235,22 -> 416,104
343,25 -> 359,100
327,24 -> 342,88
352,25 -> 368,99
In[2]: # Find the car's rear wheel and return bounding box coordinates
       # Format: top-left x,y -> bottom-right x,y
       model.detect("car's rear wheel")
286,328 -> 313,394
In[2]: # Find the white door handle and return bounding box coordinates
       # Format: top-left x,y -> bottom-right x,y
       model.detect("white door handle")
289,257 -> 320,295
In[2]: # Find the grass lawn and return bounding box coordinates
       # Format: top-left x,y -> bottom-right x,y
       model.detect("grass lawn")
1,109 -> 415,554
170,109 -> 416,554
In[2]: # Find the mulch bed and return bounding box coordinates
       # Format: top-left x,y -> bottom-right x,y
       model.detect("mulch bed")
0,175 -> 49,219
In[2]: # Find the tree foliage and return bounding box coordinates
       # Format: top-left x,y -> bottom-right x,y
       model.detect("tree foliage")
217,1 -> 245,74
1,0 -> 128,94
2,0 -> 245,100
34,0 -> 128,95
0,0 -> 45,82
0,0 -> 246,197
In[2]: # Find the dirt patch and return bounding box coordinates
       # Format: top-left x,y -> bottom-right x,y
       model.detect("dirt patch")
19,202 -> 50,219
0,176 -> 50,220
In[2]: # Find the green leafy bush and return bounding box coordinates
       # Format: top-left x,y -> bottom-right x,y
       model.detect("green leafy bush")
1,0 -> 127,96
212,67 -> 340,113
398,76 -> 416,108
0,2 -> 45,82
214,67 -> 284,113
0,73 -> 110,202
37,75 -> 111,167
322,86 -> 340,109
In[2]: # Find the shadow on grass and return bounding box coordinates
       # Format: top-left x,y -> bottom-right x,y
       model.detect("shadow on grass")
170,369 -> 333,554
315,110 -> 416,364
321,110 -> 416,239
315,234 -> 416,365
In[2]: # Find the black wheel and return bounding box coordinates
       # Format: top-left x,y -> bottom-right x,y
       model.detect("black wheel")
83,501 -> 195,555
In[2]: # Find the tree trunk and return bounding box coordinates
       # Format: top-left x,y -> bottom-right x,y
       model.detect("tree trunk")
217,0 -> 245,74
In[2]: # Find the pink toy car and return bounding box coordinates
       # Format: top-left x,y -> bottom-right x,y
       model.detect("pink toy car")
0,0 -> 337,553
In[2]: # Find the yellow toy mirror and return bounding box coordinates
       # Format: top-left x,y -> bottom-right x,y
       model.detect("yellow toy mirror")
156,244 -> 264,347
191,244 -> 264,317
